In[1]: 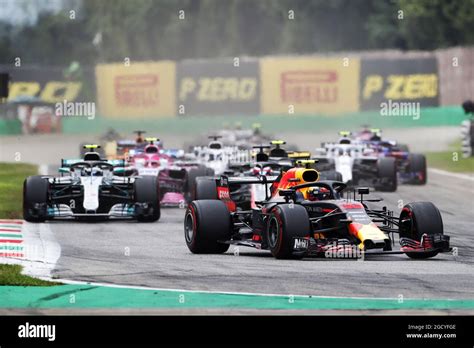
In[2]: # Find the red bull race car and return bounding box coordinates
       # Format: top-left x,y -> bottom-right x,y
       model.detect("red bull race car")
184,161 -> 451,260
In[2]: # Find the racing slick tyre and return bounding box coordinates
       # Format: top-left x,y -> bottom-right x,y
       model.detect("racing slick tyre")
266,204 -> 311,259
23,176 -> 49,222
134,176 -> 161,222
375,157 -> 397,192
184,200 -> 231,254
193,177 -> 217,200
408,153 -> 427,185
186,166 -> 213,202
399,202 -> 443,259
319,170 -> 343,182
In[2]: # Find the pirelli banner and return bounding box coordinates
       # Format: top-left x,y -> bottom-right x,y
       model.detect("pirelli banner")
360,58 -> 439,110
176,59 -> 259,115
95,61 -> 176,118
260,57 -> 360,115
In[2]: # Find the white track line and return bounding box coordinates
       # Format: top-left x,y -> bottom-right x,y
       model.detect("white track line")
54,278 -> 423,301
428,168 -> 474,181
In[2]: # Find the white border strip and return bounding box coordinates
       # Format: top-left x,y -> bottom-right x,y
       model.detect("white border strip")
428,168 -> 474,181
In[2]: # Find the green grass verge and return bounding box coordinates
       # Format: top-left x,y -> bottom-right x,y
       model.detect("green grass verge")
0,264 -> 60,286
0,162 -> 37,219
426,141 -> 474,173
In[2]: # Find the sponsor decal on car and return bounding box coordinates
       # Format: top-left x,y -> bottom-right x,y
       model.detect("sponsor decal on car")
293,237 -> 309,250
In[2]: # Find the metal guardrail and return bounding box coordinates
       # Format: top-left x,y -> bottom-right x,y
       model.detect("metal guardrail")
461,119 -> 473,158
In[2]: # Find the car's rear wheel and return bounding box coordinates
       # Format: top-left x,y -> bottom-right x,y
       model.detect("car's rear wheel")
375,157 -> 397,192
185,200 -> 231,254
399,202 -> 443,259
134,176 -> 160,222
266,204 -> 311,259
23,176 -> 49,222
186,166 -> 213,202
193,177 -> 217,200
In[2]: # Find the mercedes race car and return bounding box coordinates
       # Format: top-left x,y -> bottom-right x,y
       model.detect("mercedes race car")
23,146 -> 160,222
184,165 -> 451,260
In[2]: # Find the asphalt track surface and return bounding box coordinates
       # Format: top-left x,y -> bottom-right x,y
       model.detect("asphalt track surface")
1,129 -> 473,302
0,126 -> 462,165
47,169 -> 473,300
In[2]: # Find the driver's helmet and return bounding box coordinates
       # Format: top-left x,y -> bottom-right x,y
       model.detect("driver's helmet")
252,123 -> 262,136
370,134 -> 381,141
145,145 -> 159,154
306,187 -> 330,201
339,137 -> 351,145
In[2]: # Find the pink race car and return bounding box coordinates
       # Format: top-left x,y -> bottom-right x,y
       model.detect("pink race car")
128,138 -> 213,206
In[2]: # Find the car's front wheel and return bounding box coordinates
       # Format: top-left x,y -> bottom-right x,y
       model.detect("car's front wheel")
23,176 -> 49,222
266,204 -> 311,259
185,200 -> 231,254
399,202 -> 443,259
408,153 -> 427,185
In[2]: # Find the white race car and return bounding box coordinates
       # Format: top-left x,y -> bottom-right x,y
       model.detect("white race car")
190,136 -> 250,175
314,135 -> 397,192
23,147 -> 160,222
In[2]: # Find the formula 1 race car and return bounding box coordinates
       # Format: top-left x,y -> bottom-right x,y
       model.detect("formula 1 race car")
126,137 -> 188,206
23,146 -> 160,222
79,130 -> 149,160
223,142 -> 341,209
355,128 -> 427,185
369,139 -> 427,185
184,165 -> 451,260
186,123 -> 293,150
124,137 -> 214,205
314,133 -> 397,192
189,135 -> 251,175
